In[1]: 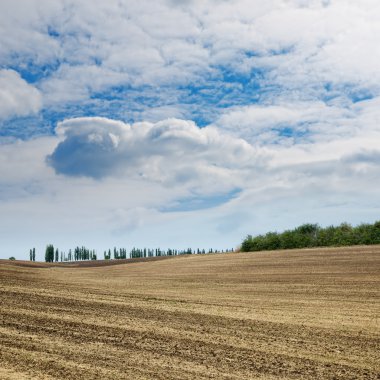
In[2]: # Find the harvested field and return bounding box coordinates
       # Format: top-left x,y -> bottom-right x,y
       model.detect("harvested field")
0,246 -> 379,379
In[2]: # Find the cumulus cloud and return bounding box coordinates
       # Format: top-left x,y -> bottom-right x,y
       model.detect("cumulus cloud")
0,69 -> 42,120
47,117 -> 263,194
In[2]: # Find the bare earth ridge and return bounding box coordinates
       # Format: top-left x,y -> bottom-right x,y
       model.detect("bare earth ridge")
0,246 -> 379,379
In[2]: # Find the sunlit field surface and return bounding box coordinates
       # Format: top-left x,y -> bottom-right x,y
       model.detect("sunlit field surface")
1,246 -> 379,379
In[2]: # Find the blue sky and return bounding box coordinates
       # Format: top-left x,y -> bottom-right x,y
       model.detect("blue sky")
1,0 -> 380,260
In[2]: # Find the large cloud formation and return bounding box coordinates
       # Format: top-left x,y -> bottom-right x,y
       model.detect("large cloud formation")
47,117 -> 263,193
1,0 -> 380,128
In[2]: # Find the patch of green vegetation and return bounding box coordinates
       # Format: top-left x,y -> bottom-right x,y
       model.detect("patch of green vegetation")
241,221 -> 380,252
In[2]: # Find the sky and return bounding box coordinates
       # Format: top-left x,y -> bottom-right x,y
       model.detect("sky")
1,0 -> 380,260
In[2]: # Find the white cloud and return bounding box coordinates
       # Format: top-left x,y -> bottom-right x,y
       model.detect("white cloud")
47,117 -> 263,195
0,69 -> 42,120
0,0 -> 62,66
0,1 -> 377,106
214,93 -> 380,148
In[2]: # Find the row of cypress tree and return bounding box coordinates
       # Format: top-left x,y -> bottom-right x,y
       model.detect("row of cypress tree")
34,245 -> 234,262
241,221 -> 380,252
43,245 -> 97,262
109,247 -> 227,259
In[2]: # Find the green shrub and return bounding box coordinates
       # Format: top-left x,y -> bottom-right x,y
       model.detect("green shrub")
241,221 -> 380,252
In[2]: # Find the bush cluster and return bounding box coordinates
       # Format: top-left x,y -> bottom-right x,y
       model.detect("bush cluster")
241,221 -> 380,252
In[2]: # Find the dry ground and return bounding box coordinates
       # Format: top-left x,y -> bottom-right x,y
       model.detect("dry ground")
0,246 -> 379,379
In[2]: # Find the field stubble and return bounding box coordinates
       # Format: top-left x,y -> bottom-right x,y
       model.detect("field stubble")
0,246 -> 379,379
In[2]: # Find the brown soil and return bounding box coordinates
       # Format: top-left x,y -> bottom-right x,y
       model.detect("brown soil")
1,246 -> 379,379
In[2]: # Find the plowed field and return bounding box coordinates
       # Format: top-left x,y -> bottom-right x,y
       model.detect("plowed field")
1,246 -> 379,379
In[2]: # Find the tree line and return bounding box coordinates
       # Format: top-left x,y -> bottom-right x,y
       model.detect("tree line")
44,245 -> 98,262
241,221 -> 380,252
29,245 -> 235,262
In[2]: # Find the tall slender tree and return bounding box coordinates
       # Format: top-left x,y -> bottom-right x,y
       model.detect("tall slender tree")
45,245 -> 54,262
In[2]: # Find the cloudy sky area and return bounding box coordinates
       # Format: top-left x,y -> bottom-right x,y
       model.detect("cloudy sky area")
1,0 -> 380,259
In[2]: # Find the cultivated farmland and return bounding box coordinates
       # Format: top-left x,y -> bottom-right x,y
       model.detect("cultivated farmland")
0,246 -> 379,379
